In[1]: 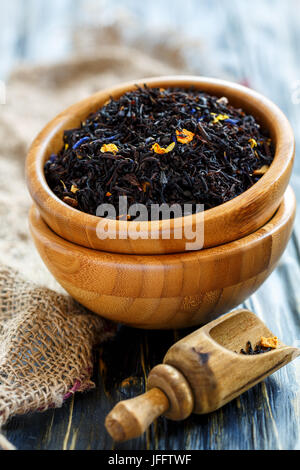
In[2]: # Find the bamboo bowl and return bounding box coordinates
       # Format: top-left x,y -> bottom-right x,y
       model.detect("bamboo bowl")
26,76 -> 295,255
29,186 -> 295,329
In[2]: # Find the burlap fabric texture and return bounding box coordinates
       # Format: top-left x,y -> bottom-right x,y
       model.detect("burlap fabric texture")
0,266 -> 116,450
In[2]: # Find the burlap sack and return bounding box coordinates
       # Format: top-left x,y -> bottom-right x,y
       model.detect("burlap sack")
0,266 -> 116,450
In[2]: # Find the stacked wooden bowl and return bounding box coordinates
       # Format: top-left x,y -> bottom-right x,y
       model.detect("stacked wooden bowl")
26,76 -> 295,329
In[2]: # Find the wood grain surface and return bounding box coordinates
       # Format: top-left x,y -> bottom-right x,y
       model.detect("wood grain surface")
105,309 -> 300,442
2,0 -> 300,450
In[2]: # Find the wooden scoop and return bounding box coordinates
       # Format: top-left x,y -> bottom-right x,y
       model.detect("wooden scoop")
105,309 -> 300,442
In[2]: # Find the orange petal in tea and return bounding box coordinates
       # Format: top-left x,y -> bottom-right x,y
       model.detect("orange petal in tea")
151,142 -> 175,154
142,182 -> 151,192
260,336 -> 278,349
101,144 -> 118,155
176,129 -> 195,144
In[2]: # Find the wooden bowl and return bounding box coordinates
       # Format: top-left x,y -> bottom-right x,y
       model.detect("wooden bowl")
26,76 -> 295,255
29,186 -> 296,330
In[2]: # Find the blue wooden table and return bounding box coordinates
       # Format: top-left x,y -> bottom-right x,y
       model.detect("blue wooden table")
1,0 -> 300,450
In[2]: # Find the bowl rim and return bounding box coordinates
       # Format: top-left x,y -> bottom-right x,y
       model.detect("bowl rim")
30,185 -> 295,263
26,75 -> 295,251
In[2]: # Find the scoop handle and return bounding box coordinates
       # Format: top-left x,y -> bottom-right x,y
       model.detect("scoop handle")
105,387 -> 169,442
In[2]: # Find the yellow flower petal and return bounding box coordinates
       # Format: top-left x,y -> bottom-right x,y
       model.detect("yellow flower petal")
211,113 -> 229,124
151,142 -> 175,154
71,185 -> 79,194
248,138 -> 258,148
176,129 -> 195,144
165,142 -> 176,152
101,144 -> 118,155
60,180 -> 67,191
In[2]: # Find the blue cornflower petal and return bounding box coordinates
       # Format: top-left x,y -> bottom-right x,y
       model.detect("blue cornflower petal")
105,134 -> 119,141
72,136 -> 90,150
50,154 -> 57,163
225,118 -> 239,125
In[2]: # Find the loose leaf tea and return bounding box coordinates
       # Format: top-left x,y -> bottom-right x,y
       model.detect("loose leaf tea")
44,85 -> 274,219
240,336 -> 278,354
